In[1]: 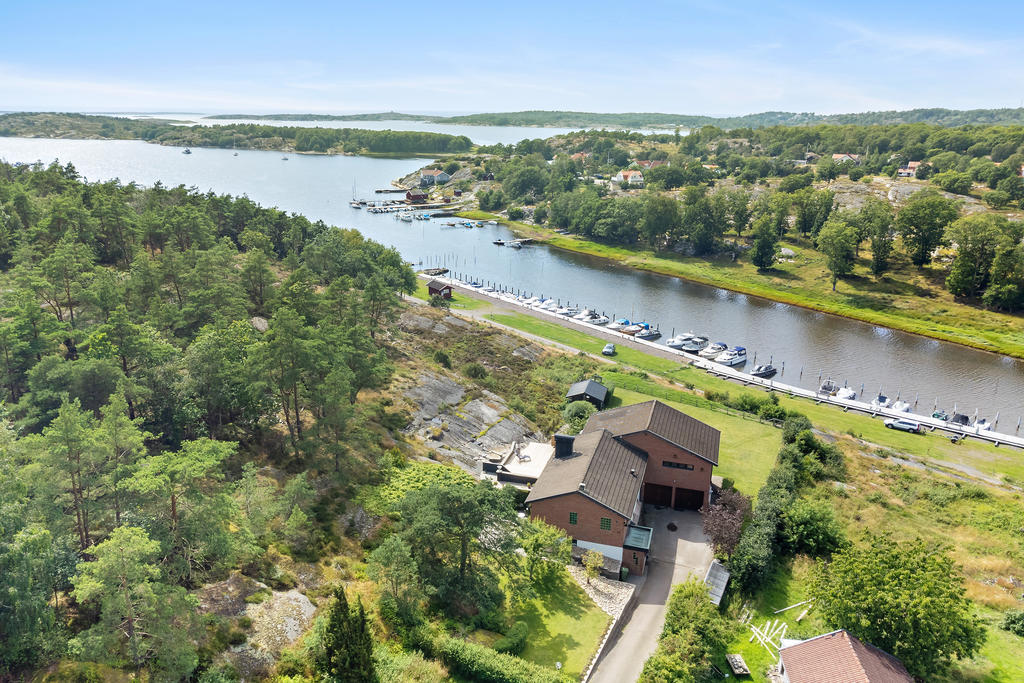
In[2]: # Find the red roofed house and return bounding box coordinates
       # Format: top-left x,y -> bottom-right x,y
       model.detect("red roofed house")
526,400 -> 719,575
633,160 -> 668,169
779,630 -> 913,683
570,152 -> 592,161
612,169 -> 645,187
831,153 -> 862,165
406,190 -> 428,203
897,160 -> 922,178
419,168 -> 451,186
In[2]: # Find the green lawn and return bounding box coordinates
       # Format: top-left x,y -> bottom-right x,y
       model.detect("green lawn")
486,310 -> 1024,486
509,569 -> 610,679
411,279 -> 486,310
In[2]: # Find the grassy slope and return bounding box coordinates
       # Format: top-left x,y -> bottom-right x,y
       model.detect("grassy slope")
509,570 -> 610,678
460,210 -> 1024,359
411,280 -> 486,310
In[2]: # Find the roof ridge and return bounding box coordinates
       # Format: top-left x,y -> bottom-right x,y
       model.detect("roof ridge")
580,429 -> 613,488
838,631 -> 871,683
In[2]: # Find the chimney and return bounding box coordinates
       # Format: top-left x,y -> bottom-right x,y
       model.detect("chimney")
579,482 -> 586,491
630,468 -> 637,477
554,434 -> 575,459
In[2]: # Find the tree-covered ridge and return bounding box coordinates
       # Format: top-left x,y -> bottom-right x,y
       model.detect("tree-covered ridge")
0,112 -> 473,154
204,107 -> 1024,130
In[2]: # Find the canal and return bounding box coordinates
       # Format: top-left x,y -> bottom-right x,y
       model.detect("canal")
1,136 -> 1022,425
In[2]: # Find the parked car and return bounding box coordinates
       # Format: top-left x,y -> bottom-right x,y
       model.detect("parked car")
884,418 -> 923,433
602,343 -> 616,356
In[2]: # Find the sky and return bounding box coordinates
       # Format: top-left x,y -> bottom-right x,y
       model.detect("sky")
2,0 -> 1023,116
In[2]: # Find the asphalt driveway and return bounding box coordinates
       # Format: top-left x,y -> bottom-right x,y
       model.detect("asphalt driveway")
589,507 -> 714,683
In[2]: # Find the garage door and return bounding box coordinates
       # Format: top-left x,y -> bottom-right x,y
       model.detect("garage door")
643,483 -> 672,507
673,487 -> 704,510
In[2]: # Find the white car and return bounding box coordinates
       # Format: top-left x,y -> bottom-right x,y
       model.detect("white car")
884,418 -> 923,434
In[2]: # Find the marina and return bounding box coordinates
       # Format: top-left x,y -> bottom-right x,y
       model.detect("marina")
422,272 -> 1024,451
2,136 -> 1021,424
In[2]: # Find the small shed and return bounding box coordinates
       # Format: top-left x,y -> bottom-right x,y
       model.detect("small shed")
566,379 -> 609,409
426,279 -> 453,299
406,190 -> 428,203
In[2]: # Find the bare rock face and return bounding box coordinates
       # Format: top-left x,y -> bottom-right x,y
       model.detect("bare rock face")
226,589 -> 318,679
196,572 -> 268,617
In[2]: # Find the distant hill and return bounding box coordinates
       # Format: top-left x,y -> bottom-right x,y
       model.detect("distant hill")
202,108 -> 1024,130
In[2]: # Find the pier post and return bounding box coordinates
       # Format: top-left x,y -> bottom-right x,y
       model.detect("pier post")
1017,416 -> 1021,432
799,366 -> 802,379
914,393 -> 918,407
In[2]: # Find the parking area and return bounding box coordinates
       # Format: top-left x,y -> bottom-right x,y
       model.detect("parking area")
589,506 -> 713,683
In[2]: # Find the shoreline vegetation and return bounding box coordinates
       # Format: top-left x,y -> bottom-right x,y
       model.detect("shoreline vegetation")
203,107 -> 1024,129
456,209 -> 1024,359
0,112 -> 472,155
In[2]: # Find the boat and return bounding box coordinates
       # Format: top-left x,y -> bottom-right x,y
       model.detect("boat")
555,306 -> 579,316
870,393 -> 892,410
949,413 -> 971,427
182,148 -> 192,154
486,220 -> 498,225
508,240 -> 522,249
750,364 -> 777,379
398,213 -> 413,222
590,314 -> 610,325
493,240 -> 506,246
932,409 -> 951,421
233,152 -> 238,156
621,322 -> 648,336
819,379 -> 839,395
699,342 -> 728,359
665,332 -> 694,350
715,346 -> 747,366
281,156 -> 288,160
573,309 -> 594,321
836,386 -> 857,400
350,201 -> 361,209
541,301 -> 559,312
891,399 -> 912,413
607,318 -> 631,331
974,417 -> 993,431
681,336 -> 709,353
635,327 -> 662,340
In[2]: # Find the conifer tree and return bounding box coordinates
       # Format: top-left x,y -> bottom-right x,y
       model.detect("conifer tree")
320,586 -> 377,682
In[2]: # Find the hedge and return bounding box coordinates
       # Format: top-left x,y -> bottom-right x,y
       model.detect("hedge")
433,636 -> 568,683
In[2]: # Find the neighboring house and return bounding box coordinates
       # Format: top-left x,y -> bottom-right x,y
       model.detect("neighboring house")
804,151 -> 821,162
481,172 -> 495,181
419,169 -> 451,186
426,279 -> 452,299
526,400 -> 720,575
831,153 -> 862,165
897,160 -> 922,178
570,152 -> 592,162
779,630 -> 913,683
632,160 -> 668,169
612,170 -> 644,187
566,379 -> 609,409
406,190 -> 428,203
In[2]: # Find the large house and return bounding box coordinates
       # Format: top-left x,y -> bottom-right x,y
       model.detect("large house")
420,169 -> 451,186
831,153 -> 862,165
612,170 -> 645,187
526,400 -> 720,575
779,630 -> 913,683
897,160 -> 922,178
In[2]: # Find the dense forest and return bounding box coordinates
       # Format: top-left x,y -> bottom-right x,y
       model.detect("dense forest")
205,107 -> 1024,129
0,113 -> 473,155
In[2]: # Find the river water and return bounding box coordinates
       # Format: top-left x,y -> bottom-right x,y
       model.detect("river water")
2,136 -> 1022,424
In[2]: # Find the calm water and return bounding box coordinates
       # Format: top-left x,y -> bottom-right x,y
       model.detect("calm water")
125,113 -> 654,146
2,137 -> 1023,424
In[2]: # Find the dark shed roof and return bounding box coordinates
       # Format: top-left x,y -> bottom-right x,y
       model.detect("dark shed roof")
583,400 -> 720,465
525,429 -> 646,518
566,379 -> 609,405
426,279 -> 451,291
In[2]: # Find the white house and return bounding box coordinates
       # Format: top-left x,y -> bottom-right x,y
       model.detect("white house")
420,169 -> 451,186
612,170 -> 644,187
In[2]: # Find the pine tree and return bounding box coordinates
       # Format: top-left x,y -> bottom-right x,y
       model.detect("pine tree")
320,586 -> 377,682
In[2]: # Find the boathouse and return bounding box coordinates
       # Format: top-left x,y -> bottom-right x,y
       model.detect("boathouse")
426,280 -> 453,299
406,190 -> 428,203
566,379 -> 610,409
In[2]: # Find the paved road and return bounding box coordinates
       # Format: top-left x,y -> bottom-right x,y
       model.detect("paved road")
589,508 -> 714,683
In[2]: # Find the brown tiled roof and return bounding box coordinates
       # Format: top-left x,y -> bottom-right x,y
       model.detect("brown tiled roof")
525,429 -> 646,518
779,630 -> 913,683
421,168 -> 446,176
582,400 -> 720,465
426,279 -> 450,290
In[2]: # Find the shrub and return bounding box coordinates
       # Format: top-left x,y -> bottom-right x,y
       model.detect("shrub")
779,173 -> 813,193
434,635 -> 567,683
507,207 -> 525,221
1002,610 -> 1024,637
641,579 -> 733,682
782,414 -> 813,443
433,349 -> 452,368
493,620 -> 529,655
429,294 -> 451,309
781,498 -> 845,555
848,167 -> 866,181
730,461 -> 797,591
932,170 -> 973,195
758,402 -> 788,422
464,362 -> 488,379
563,400 -> 597,434
985,190 -> 1011,208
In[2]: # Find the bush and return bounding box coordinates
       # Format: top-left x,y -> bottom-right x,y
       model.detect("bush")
1002,610 -> 1024,637
433,349 -> 452,368
493,620 -> 529,655
782,414 -> 813,443
563,400 -> 597,433
429,294 -> 451,309
464,362 -> 488,379
730,462 -> 797,591
779,173 -> 813,193
848,167 -> 866,181
932,170 -> 973,195
507,207 -> 525,221
781,498 -> 845,555
984,190 -> 1011,208
434,635 -> 567,683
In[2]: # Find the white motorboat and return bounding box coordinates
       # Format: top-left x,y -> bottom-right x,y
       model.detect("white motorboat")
835,387 -> 857,400
529,298 -> 551,308
665,332 -> 694,350
573,309 -> 594,321
681,336 -> 709,353
522,297 -> 540,306
555,306 -> 579,316
508,240 -> 523,249
715,346 -> 747,366
607,318 -> 631,330
541,301 -> 559,312
974,418 -> 993,431
635,327 -> 662,340
819,379 -> 839,395
590,314 -> 610,325
486,220 -> 498,226
621,322 -> 648,336
699,342 -> 728,359
398,213 -> 413,222
870,393 -> 892,410
891,400 -> 912,413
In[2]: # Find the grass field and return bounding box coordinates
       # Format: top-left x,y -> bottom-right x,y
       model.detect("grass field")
462,209 -> 1024,359
508,569 -> 610,678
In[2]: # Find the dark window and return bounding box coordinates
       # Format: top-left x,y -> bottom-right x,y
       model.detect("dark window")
663,461 -> 694,471
633,553 -> 639,565
569,512 -> 578,525
600,517 -> 612,530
